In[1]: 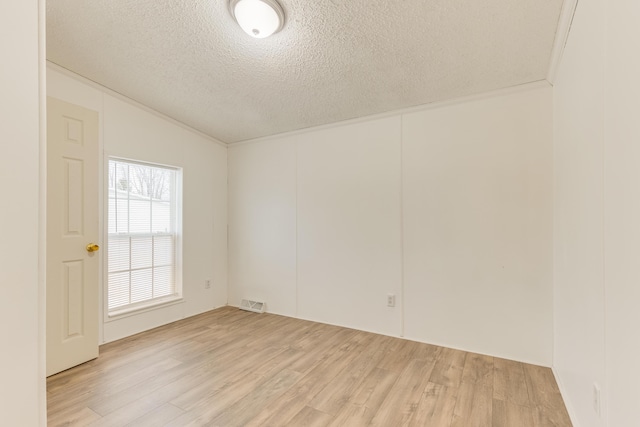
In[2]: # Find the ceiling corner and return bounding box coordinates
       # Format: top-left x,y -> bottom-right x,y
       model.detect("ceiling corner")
546,0 -> 580,85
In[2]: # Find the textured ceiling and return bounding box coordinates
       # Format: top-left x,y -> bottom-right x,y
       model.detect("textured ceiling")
47,0 -> 564,143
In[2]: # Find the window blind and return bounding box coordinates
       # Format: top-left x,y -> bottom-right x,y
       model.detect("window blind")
107,159 -> 180,313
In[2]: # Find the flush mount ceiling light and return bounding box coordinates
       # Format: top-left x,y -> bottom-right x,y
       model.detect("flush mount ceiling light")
229,0 -> 285,39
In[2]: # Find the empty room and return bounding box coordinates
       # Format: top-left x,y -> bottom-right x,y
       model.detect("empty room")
2,0 -> 639,426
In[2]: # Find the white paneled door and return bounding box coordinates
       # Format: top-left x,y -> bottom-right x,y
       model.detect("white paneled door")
46,97 -> 100,376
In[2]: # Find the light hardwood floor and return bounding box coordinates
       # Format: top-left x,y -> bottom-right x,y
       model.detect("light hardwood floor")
47,307 -> 572,426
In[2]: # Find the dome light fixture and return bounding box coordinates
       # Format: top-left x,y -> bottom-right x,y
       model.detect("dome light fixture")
229,0 -> 285,39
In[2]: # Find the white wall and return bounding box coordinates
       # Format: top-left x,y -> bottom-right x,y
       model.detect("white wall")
0,1 -> 44,425
229,85 -> 554,365
554,0 -> 640,425
403,88 -> 553,365
296,118 -> 403,336
604,1 -> 640,426
47,67 -> 228,343
228,137 -> 297,316
552,0 -> 606,425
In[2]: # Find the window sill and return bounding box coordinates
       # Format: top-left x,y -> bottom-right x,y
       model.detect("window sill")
106,296 -> 184,322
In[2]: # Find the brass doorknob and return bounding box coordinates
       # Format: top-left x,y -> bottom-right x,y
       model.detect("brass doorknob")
86,243 -> 100,253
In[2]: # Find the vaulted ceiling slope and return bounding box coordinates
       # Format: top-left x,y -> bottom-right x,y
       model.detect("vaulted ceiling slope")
47,0 -> 564,144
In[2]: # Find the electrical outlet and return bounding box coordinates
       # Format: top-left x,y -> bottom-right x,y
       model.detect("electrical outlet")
387,294 -> 396,307
593,383 -> 601,416
205,279 -> 211,289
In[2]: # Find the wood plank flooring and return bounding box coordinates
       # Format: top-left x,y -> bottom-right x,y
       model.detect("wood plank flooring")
47,307 -> 572,426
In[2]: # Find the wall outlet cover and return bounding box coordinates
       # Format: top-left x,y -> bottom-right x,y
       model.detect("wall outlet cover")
387,294 -> 396,307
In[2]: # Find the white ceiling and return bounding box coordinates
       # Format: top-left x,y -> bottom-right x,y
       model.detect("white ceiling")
47,0 -> 564,144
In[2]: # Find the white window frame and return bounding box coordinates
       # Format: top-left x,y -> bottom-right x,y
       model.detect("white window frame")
104,156 -> 183,319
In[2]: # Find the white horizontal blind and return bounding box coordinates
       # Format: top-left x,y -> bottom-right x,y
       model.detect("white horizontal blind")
107,159 -> 180,313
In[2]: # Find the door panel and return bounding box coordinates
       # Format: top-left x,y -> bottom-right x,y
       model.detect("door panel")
47,97 -> 99,376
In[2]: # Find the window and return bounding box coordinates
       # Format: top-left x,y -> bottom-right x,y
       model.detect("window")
107,158 -> 181,315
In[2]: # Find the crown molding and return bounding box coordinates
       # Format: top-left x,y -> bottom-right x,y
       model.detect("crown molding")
46,61 -> 228,147
231,80 -> 551,147
547,0 -> 579,85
